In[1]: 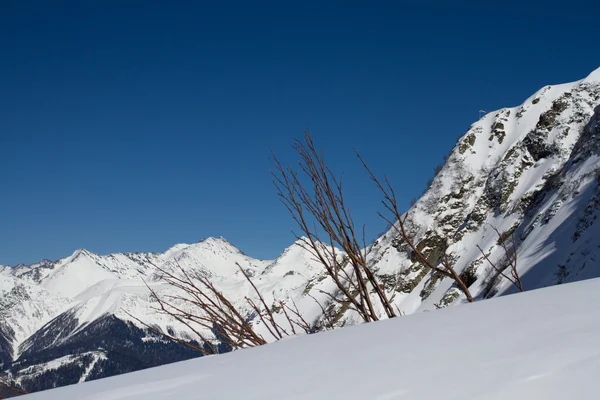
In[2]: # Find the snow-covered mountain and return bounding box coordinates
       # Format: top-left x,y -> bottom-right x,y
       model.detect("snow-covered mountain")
3,66 -> 600,396
0,276 -> 73,366
364,66 -> 600,315
1,237 -> 333,394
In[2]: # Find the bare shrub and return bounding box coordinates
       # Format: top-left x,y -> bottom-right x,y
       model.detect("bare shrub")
125,261 -> 323,355
134,132 -> 491,354
271,132 -> 397,322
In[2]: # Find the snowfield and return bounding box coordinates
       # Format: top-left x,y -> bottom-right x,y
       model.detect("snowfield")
23,278 -> 600,399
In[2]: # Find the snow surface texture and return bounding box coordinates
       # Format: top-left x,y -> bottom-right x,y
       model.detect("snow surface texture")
23,278 -> 600,400
3,66 -> 600,391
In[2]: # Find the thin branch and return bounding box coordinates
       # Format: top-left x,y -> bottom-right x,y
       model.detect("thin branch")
271,131 -> 398,322
356,150 -> 475,302
0,381 -> 28,396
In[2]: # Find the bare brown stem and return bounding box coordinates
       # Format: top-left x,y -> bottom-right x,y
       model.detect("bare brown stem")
271,131 -> 397,322
356,151 -> 475,303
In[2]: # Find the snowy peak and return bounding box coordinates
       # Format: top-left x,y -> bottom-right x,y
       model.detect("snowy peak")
187,236 -> 247,259
158,237 -> 271,279
42,252 -> 118,299
68,248 -> 91,261
1,236 -> 322,350
455,73 -> 599,175
5,238 -> 257,300
582,66 -> 600,83
266,237 -> 336,275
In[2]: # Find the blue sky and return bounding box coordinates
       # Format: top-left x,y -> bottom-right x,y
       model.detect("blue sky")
1,1 -> 599,265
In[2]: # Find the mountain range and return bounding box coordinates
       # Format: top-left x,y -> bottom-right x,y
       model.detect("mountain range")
2,66 -> 600,395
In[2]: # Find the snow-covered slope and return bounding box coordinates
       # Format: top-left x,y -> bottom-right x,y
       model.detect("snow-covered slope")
0,276 -> 73,364
3,66 -> 600,395
22,277 -> 600,400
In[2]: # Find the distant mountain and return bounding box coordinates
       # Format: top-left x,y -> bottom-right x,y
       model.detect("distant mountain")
2,66 -> 600,395
1,237 -> 330,393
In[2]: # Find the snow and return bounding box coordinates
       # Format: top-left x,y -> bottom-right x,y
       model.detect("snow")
41,250 -> 119,298
0,275 -> 74,358
23,278 -> 600,399
582,66 -> 600,83
72,279 -> 153,324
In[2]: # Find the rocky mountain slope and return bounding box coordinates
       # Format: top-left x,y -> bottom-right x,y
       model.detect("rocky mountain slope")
2,66 -> 600,395
365,66 -> 600,315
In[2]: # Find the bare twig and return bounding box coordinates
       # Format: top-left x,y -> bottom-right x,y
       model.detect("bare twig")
356,151 -> 475,303
128,256 -> 323,355
306,293 -> 336,330
0,380 -> 28,397
477,225 -> 524,292
271,131 -> 397,322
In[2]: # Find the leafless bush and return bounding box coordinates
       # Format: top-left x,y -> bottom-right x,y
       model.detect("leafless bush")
130,131 -> 401,353
271,132 -> 397,322
137,132 -> 491,354
126,260 -> 329,355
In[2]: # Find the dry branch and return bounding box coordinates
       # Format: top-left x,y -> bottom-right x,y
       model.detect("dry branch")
477,225 -> 524,292
128,258 -> 323,355
0,380 -> 28,398
271,131 -> 397,322
356,152 -> 475,303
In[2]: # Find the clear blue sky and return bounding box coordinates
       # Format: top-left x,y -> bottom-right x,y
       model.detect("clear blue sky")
1,1 -> 599,265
